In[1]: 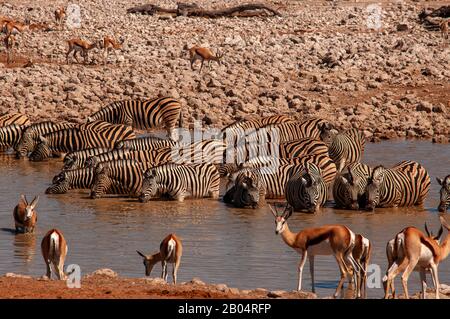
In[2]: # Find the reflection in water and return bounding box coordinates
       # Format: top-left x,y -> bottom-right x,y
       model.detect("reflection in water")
0,141 -> 449,298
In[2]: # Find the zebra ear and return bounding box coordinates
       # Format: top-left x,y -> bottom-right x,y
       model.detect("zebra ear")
38,135 -> 47,143
241,182 -> 248,189
436,177 -> 443,186
341,176 -> 349,185
371,166 -> 385,184
300,177 -> 307,185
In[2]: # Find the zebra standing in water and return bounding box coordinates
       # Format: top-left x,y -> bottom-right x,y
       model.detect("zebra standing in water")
0,124 -> 23,150
90,159 -> 154,198
364,161 -> 430,211
322,128 -> 366,170
0,113 -> 30,127
437,175 -> 450,212
285,162 -> 328,213
86,148 -> 172,169
15,121 -> 77,158
88,97 -> 182,140
139,163 -> 220,202
46,167 -> 126,194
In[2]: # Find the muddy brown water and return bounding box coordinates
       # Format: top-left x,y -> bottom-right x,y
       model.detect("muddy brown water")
0,140 -> 449,298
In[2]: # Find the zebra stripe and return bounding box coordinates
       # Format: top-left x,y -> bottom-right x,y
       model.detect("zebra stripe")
437,175 -> 450,212
139,163 -> 220,202
115,135 -> 176,151
219,153 -> 336,186
364,161 -> 430,210
29,127 -> 129,161
63,147 -> 112,170
0,113 -> 30,126
86,148 -> 172,169
88,97 -> 182,139
15,121 -> 77,157
0,124 -> 23,150
286,162 -> 328,213
46,167 -> 125,194
326,128 -> 366,170
90,159 -> 153,198
278,138 -> 329,158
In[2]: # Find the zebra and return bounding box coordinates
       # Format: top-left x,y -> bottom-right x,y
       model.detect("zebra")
0,113 -> 30,127
285,162 -> 328,213
115,135 -> 176,151
90,159 -> 154,198
29,127 -> 126,161
15,121 -> 77,158
220,153 -> 336,187
228,163 -> 305,208
63,147 -> 112,170
78,120 -> 136,141
333,162 -> 373,210
139,163 -> 220,202
87,97 -> 182,140
0,124 -> 23,150
86,148 -> 172,169
364,161 -> 430,211
324,128 -> 366,170
437,175 -> 450,212
46,167 -> 126,194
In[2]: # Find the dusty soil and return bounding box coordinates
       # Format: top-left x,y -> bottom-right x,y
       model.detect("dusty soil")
0,0 -> 448,142
0,270 -> 317,299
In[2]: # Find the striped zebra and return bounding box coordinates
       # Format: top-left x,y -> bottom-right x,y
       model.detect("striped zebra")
79,120 -> 136,141
0,124 -> 23,150
63,147 -> 112,170
90,159 -> 153,198
222,115 -> 293,148
219,153 -> 336,187
0,113 -> 30,127
325,128 -> 366,170
285,162 -> 328,213
15,121 -> 77,158
29,127 -> 128,161
86,148 -> 172,169
364,161 -> 430,211
87,97 -> 182,140
139,163 -> 220,202
437,175 -> 449,212
333,162 -> 373,210
46,168 -> 125,194
115,135 -> 176,151
228,163 -> 304,208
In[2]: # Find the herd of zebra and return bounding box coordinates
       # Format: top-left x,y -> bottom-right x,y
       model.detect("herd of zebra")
0,96 -> 448,213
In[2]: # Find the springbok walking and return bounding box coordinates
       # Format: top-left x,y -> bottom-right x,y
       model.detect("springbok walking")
41,229 -> 68,280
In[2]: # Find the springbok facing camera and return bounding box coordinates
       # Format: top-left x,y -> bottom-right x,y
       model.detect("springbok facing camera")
41,229 -> 68,280
269,205 -> 361,298
136,234 -> 182,284
383,216 -> 450,299
13,195 -> 38,233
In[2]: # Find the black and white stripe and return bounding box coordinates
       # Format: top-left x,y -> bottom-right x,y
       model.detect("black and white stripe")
437,175 -> 450,212
0,124 -> 23,150
325,128 -> 366,170
63,147 -> 112,170
0,113 -> 30,127
115,135 -> 176,151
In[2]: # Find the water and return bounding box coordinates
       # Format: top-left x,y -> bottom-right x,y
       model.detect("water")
0,140 -> 448,298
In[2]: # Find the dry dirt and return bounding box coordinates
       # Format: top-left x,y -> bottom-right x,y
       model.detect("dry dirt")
0,0 -> 448,142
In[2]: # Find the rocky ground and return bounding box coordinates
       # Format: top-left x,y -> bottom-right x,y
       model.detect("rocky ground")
0,0 -> 448,142
0,269 -> 317,299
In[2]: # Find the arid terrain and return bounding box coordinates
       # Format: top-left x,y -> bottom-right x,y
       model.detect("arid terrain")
0,0 -> 448,142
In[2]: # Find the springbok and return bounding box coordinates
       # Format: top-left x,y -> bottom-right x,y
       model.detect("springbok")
54,7 -> 66,28
41,228 -> 68,280
66,38 -> 99,64
101,36 -> 124,62
269,204 -> 361,298
383,216 -> 450,299
13,195 -> 38,233
352,233 -> 372,298
2,21 -> 28,36
136,233 -> 182,284
185,45 -> 223,72
3,34 -> 15,64
440,19 -> 448,40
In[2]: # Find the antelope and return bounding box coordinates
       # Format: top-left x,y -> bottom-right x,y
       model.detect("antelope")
3,34 -> 15,64
66,38 -> 99,64
41,229 -> 68,280
383,216 -> 450,299
269,204 -> 361,298
136,233 -> 182,284
185,45 -> 223,72
13,195 -> 38,233
101,36 -> 124,62
54,7 -> 66,28
440,19 -> 448,40
352,233 -> 372,298
2,21 -> 28,36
